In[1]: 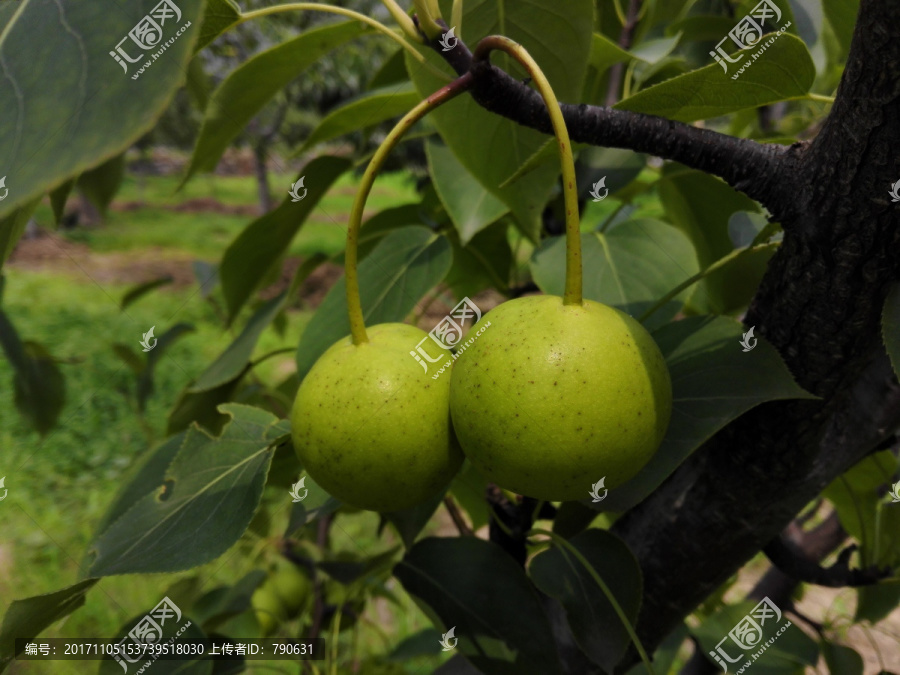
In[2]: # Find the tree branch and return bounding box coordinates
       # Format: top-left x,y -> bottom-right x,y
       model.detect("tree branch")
426,27 -> 796,214
763,536 -> 891,588
604,0 -> 642,107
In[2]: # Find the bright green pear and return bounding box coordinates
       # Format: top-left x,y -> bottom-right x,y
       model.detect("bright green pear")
251,583 -> 287,636
450,295 -> 671,501
291,323 -> 463,512
270,560 -> 311,615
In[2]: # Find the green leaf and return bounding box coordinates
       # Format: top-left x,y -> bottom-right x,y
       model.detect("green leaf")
615,34 -> 815,122
0,579 -> 98,669
658,166 -> 772,314
87,404 -> 280,575
0,0 -> 203,218
167,376 -> 243,435
823,451 -> 899,567
93,432 -> 187,536
195,0 -> 241,53
822,0 -> 858,60
368,48 -> 408,90
692,600 -> 818,674
449,460 -> 490,532
395,537 -> 564,674
624,623 -> 689,675
387,628 -> 444,661
0,198 -> 39,273
629,33 -> 681,64
76,153 -> 124,217
427,140 -> 509,245
191,570 -> 266,629
220,155 -> 350,323
445,222 -> 513,298
383,490 -> 446,549
49,179 -> 76,226
575,146 -> 647,199
184,21 -> 369,180
882,284 -> 900,381
299,83 -> 420,154
121,275 -> 174,309
530,530 -> 642,672
295,226 -> 453,380
602,316 -> 815,512
317,547 -> 400,585
190,293 -> 284,392
530,221 -> 699,330
855,580 -> 900,624
0,308 -> 66,435
551,501 -> 598,539
588,32 -> 632,76
285,474 -> 342,535
137,322 -> 195,412
821,641 -> 863,675
407,0 -> 594,240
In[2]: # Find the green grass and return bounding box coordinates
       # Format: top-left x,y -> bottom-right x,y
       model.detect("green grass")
31,170 -> 420,260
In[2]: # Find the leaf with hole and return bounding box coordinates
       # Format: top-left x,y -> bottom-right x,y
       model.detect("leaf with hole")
88,404 -> 281,575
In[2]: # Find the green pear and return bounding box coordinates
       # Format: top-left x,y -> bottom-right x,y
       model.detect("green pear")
251,582 -> 287,637
449,295 -> 671,501
270,559 -> 312,615
291,323 -> 463,512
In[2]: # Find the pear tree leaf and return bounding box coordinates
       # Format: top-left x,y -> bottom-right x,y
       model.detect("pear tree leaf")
184,21 -> 369,181
0,0 -> 204,219
0,579 -> 98,669
220,155 -> 350,324
601,316 -> 816,512
137,322 -> 195,412
298,83 -> 421,154
49,179 -> 76,226
195,0 -> 241,53
76,153 -> 125,217
855,580 -> 900,625
383,489 -> 446,549
0,308 -> 66,435
295,226 -> 453,380
530,221 -> 699,330
395,537 -> 565,674
821,641 -> 863,675
97,614 -> 210,675
88,404 -> 281,575
529,530 -> 642,672
121,275 -> 174,309
427,140 -> 509,245
615,34 -> 815,122
0,199 -> 40,273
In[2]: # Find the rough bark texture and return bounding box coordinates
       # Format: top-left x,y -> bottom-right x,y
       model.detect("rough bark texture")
432,0 -> 900,666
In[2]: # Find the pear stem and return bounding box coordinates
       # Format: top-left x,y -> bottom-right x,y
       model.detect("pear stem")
528,527 -> 656,675
473,36 -> 583,306
345,72 -> 474,345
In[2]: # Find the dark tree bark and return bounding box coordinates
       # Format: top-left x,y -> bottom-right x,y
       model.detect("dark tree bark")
428,0 -> 900,667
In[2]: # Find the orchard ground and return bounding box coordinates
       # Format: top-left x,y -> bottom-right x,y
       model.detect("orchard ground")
1,150 -> 897,673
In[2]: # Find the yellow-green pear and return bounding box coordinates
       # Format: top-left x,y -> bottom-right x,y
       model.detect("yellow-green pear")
251,583 -> 287,637
449,295 -> 671,501
291,323 -> 463,512
270,560 -> 312,615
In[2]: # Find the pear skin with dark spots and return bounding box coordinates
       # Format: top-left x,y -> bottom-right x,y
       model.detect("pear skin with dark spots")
291,323 -> 462,511
449,296 -> 671,501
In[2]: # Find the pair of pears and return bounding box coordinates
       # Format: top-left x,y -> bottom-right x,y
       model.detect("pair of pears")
290,295 -> 672,512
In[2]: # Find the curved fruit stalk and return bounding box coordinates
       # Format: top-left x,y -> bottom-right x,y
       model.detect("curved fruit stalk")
473,35 -> 583,305
290,74 -> 474,512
